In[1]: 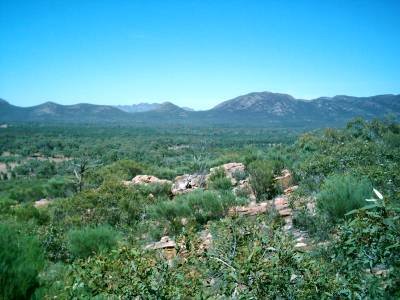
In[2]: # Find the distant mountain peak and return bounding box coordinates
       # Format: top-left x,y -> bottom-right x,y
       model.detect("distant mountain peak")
115,102 -> 193,113
213,91 -> 297,114
155,102 -> 186,112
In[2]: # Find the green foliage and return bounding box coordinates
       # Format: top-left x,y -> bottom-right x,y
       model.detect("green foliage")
317,174 -> 372,220
90,159 -> 144,185
13,203 -> 50,225
1,119 -> 400,298
50,181 -> 162,227
0,197 -> 16,215
67,225 -> 120,259
248,160 -> 278,201
149,190 -> 246,235
293,207 -> 332,240
207,167 -> 232,191
39,224 -> 69,261
204,214 -> 336,298
0,222 -> 45,300
58,247 -> 207,299
325,197 -> 400,298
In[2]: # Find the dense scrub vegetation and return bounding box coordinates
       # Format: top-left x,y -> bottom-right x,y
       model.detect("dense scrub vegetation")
0,118 -> 399,298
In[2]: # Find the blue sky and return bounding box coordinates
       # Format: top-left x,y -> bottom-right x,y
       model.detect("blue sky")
1,0 -> 399,109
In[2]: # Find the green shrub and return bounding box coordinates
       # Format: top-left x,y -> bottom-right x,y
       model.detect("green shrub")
317,174 -> 372,220
39,224 -> 69,261
208,168 -> 232,191
135,182 -> 172,199
0,222 -> 44,299
293,207 -> 332,240
67,225 -> 120,258
232,169 -> 248,181
248,160 -> 278,201
60,247 -> 206,299
149,190 -> 245,235
13,203 -> 50,225
90,160 -> 144,186
208,176 -> 232,191
46,176 -> 75,198
0,197 -> 16,215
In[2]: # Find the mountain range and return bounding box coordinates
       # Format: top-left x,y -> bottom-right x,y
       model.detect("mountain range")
1,92 -> 399,127
115,102 -> 194,113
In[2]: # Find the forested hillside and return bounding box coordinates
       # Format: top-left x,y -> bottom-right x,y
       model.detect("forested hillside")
0,117 -> 399,298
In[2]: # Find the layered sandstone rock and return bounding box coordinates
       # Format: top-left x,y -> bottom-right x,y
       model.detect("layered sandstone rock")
123,175 -> 171,186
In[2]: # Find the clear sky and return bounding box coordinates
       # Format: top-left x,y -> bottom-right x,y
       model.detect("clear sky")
1,0 -> 399,110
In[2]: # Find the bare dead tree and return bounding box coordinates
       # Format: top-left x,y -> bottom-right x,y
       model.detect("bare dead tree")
71,157 -> 101,192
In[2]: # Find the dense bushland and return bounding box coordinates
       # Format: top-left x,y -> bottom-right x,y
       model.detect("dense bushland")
0,118 -> 399,298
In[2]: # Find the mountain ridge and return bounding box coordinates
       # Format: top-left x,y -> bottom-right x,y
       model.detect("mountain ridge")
1,91 -> 399,126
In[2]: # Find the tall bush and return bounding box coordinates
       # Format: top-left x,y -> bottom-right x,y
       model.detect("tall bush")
248,160 -> 278,201
0,222 -> 44,299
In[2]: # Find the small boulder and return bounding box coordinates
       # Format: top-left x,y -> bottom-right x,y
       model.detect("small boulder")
34,198 -> 50,208
229,202 -> 268,216
171,174 -> 206,195
284,185 -> 298,195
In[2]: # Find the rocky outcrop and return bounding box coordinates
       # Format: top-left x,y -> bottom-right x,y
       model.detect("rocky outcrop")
123,175 -> 171,186
171,174 -> 206,195
210,162 -> 245,185
229,190 -> 310,250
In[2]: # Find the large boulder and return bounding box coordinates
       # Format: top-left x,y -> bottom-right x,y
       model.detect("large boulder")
171,174 -> 206,195
123,175 -> 171,186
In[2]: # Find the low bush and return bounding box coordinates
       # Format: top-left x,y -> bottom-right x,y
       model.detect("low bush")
67,225 -> 120,259
317,174 -> 372,221
13,203 -> 50,225
293,207 -> 332,240
149,190 -> 246,235
208,168 -> 232,191
0,222 -> 45,299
